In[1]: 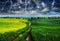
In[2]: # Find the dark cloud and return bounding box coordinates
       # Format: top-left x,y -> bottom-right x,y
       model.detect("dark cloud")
0,0 -> 17,3
0,0 -> 60,12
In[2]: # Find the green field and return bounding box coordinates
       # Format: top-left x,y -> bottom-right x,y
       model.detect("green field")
31,18 -> 60,41
0,18 -> 30,41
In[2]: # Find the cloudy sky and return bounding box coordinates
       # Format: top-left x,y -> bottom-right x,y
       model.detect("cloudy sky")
0,0 -> 60,12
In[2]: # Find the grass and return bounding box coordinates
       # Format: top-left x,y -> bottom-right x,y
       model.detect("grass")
31,18 -> 60,41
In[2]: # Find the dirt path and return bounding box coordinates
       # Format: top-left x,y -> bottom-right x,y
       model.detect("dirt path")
26,35 -> 32,41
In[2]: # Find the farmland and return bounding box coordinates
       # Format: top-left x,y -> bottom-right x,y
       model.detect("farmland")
31,18 -> 60,41
0,18 -> 30,41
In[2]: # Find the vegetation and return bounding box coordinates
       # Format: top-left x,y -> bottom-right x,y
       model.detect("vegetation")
31,17 -> 60,41
0,18 -> 30,41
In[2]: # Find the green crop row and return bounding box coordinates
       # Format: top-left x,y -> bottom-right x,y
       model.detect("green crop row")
31,18 -> 60,41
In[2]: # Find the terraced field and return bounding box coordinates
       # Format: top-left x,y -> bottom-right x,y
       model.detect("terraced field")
31,18 -> 60,41
0,18 -> 30,41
